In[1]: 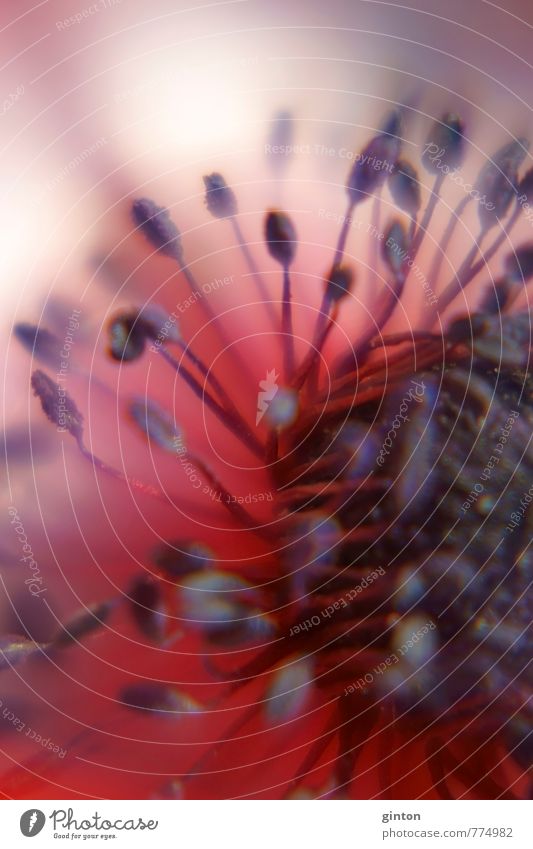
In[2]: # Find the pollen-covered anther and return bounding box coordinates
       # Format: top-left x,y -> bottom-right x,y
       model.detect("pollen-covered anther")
264,386 -> 299,429
203,172 -> 238,218
179,571 -> 267,644
108,305 -> 181,362
266,209 -> 298,377
120,683 -> 202,717
14,101 -> 533,800
14,323 -> 62,367
504,243 -> 533,283
382,218 -> 410,281
152,540 -> 216,581
129,396 -> 182,452
31,369 -> 84,441
128,574 -> 168,643
346,116 -> 401,205
264,656 -> 314,724
265,209 -> 298,267
475,138 -> 529,229
422,112 -> 465,172
0,636 -> 47,670
108,312 -> 146,362
389,159 -> 422,216
131,197 -> 183,262
325,264 -> 354,304
53,601 -> 115,648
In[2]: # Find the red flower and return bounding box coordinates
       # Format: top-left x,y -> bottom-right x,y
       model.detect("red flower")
3,109 -> 532,800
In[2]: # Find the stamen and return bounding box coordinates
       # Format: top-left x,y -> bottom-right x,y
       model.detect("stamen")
265,210 -> 298,378
120,683 -> 202,716
264,387 -> 299,429
128,574 -> 168,643
108,305 -> 180,363
475,138 -> 529,232
336,112 -> 401,266
127,396 -> 268,528
389,159 -> 421,238
203,172 -> 238,219
108,313 -> 146,362
152,540 -> 216,580
203,172 -> 277,322
412,113 -> 465,257
132,198 -> 246,373
504,243 -> 533,285
175,340 -> 262,443
286,716 -> 337,794
369,330 -> 439,349
132,198 -> 183,261
107,307 -> 257,453
52,601 -> 115,648
31,369 -> 84,441
422,113 -> 465,173
156,346 -> 264,458
14,323 -> 61,367
231,216 -> 278,324
0,636 -> 46,670
345,114 -> 401,208
297,264 -> 351,396
458,172 -> 532,293
263,656 -> 314,724
425,194 -> 471,299
431,141 -> 529,319
382,218 -> 410,282
368,192 -> 382,291
129,396 -> 183,452
433,142 -> 530,319
179,570 -> 264,644
294,303 -> 339,392
359,219 -> 410,349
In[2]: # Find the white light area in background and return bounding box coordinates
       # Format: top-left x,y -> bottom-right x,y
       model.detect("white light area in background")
0,190 -> 51,315
111,50 -> 258,160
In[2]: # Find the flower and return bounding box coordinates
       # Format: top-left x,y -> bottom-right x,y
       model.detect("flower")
3,106 -> 533,801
